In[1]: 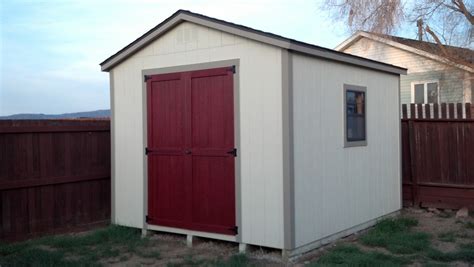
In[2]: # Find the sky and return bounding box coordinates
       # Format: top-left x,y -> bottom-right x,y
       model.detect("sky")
0,0 -> 403,116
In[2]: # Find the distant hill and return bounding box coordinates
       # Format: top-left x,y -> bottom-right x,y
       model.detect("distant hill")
0,109 -> 110,120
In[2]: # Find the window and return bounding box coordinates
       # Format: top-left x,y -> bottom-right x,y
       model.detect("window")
344,84 -> 367,147
411,81 -> 439,104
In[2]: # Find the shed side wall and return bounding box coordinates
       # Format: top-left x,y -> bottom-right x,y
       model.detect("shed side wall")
292,53 -> 401,248
111,21 -> 284,248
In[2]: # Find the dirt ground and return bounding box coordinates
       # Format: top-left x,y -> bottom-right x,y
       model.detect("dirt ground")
118,207 -> 474,266
295,207 -> 474,266
2,207 -> 473,266
105,232 -> 284,266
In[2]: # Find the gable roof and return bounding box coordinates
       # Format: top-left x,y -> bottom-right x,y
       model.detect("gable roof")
336,31 -> 473,73
100,10 -> 406,75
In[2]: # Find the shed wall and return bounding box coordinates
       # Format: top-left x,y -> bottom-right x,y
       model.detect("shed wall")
111,22 -> 284,248
292,53 -> 401,248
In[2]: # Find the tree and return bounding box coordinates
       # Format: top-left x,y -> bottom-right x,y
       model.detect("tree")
322,0 -> 473,64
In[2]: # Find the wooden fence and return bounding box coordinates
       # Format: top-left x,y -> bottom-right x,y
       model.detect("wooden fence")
0,120 -> 111,241
402,102 -> 472,119
402,103 -> 474,209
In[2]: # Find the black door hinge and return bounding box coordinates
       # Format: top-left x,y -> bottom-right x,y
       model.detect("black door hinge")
229,65 -> 236,74
145,147 -> 150,155
146,215 -> 151,223
227,148 -> 237,157
144,75 -> 152,82
229,226 -> 238,235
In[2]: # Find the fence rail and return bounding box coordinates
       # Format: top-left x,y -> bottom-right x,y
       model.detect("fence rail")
0,120 -> 111,241
402,113 -> 474,209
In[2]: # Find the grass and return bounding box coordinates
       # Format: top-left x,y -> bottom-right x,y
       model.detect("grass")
313,217 -> 474,266
0,225 -> 153,266
311,245 -> 411,266
437,231 -> 456,242
212,254 -> 252,267
464,221 -> 474,229
360,217 -> 431,254
437,212 -> 453,218
426,243 -> 474,263
1,225 -> 249,267
167,254 -> 251,267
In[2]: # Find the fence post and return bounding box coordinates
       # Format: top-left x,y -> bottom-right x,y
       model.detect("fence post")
408,120 -> 419,207
410,104 -> 416,119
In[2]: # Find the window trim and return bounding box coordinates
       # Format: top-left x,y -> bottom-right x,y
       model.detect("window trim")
410,80 -> 440,104
343,84 -> 367,148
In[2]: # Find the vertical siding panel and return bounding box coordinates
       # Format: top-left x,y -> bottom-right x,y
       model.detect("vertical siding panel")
292,54 -> 400,247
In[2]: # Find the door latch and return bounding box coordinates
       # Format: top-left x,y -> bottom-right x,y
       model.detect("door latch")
227,148 -> 237,157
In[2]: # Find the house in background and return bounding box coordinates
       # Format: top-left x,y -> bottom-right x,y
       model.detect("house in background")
336,31 -> 473,107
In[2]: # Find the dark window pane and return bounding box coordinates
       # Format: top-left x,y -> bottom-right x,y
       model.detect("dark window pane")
347,114 -> 365,141
414,84 -> 424,104
427,82 -> 438,103
346,90 -> 366,142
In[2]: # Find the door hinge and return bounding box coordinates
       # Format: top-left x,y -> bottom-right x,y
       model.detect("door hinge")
145,147 -> 150,155
229,65 -> 236,74
144,75 -> 152,82
146,215 -> 151,223
229,226 -> 238,234
227,148 -> 237,157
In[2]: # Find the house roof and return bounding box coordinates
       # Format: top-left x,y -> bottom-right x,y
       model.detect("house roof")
336,31 -> 473,73
100,10 -> 406,75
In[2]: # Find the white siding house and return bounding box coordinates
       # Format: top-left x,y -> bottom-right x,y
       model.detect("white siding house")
101,10 -> 406,258
336,31 -> 474,106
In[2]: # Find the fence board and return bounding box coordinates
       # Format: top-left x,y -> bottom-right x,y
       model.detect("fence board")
466,103 -> 472,119
456,103 -> 463,119
424,104 -> 431,119
0,120 -> 110,241
448,103 -> 455,119
433,104 -> 439,119
402,104 -> 408,119
441,103 -> 447,118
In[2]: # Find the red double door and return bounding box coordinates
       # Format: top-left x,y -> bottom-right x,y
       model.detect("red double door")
146,66 -> 236,235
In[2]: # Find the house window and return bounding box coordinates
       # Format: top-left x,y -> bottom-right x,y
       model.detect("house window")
411,81 -> 439,104
344,84 -> 367,147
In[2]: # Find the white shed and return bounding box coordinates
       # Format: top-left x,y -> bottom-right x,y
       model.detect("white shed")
100,10 -> 406,257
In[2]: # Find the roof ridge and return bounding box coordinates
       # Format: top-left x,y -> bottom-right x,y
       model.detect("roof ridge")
361,31 -> 473,68
369,32 -> 472,51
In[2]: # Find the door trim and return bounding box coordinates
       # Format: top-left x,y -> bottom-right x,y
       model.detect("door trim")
141,59 -> 241,241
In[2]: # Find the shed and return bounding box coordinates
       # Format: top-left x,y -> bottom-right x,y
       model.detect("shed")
100,10 -> 407,257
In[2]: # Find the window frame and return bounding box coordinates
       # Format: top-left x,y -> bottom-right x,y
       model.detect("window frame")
410,80 -> 440,104
343,84 -> 367,148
